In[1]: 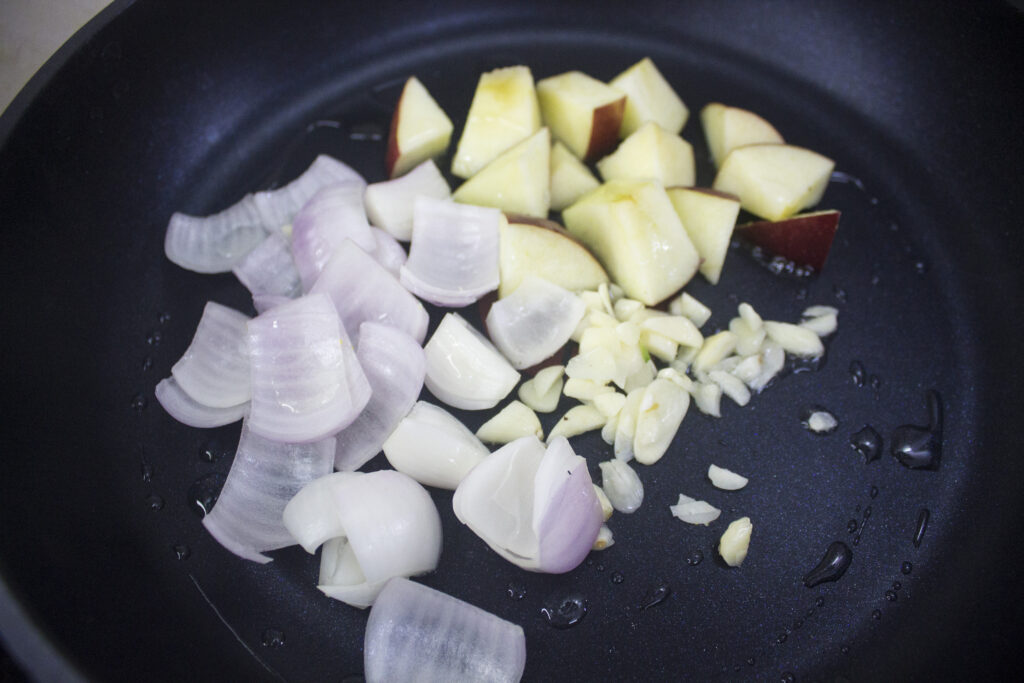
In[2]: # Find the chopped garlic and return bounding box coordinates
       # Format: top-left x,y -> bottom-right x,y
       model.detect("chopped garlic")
563,377 -> 614,402
669,494 -> 721,525
593,525 -> 615,550
640,315 -> 703,348
763,321 -> 824,358
599,459 -> 644,513
531,365 -> 565,396
800,312 -> 837,337
517,373 -> 562,413
475,401 -> 543,444
709,370 -> 751,407
737,302 -> 763,330
593,485 -> 614,521
547,404 -> 606,442
805,410 -> 838,433
634,378 -> 690,465
802,305 -> 838,318
613,297 -> 645,321
668,292 -> 712,327
691,381 -> 722,417
691,330 -> 738,375
642,330 -> 679,363
708,464 -> 748,490
593,391 -> 627,418
718,517 -> 752,567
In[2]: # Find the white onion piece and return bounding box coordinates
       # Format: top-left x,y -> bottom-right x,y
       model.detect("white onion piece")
164,194 -> 267,274
383,401 -> 489,490
232,232 -> 302,300
485,276 -> 585,370
282,471 -> 442,602
291,182 -> 377,291
318,537 -> 385,609
247,294 -> 370,443
155,377 -> 247,428
453,436 -> 602,573
370,227 -> 408,278
171,302 -> 251,408
310,239 -> 429,346
202,420 -> 335,563
252,293 -> 292,314
400,197 -> 500,307
708,464 -> 749,490
598,459 -> 644,513
365,577 -> 526,683
333,323 -> 425,471
364,159 -> 451,241
253,154 -> 366,230
669,494 -> 721,526
424,313 -> 520,410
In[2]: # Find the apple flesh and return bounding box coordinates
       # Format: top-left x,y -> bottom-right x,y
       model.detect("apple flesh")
562,179 -> 699,305
550,140 -> 600,211
700,102 -> 784,168
386,77 -> 454,178
667,187 -> 741,285
536,71 -> 626,162
609,57 -> 688,138
451,66 -> 542,179
452,128 -> 551,218
737,210 -> 840,271
498,217 -> 609,298
596,121 -> 695,188
712,143 -> 834,221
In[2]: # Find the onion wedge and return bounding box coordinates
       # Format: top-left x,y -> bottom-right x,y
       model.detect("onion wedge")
364,159 -> 451,241
232,232 -> 302,301
252,154 -> 366,230
291,182 -> 377,291
155,377 -> 247,428
423,313 -> 520,410
164,194 -> 266,274
485,276 -> 585,370
201,420 -> 335,563
171,301 -> 251,408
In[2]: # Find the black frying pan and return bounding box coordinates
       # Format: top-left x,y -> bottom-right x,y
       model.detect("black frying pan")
2,1 -> 1023,680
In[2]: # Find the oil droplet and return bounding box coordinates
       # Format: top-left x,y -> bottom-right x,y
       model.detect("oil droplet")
833,285 -> 848,303
261,628 -> 285,648
871,609 -> 881,620
803,542 -> 853,587
173,544 -> 191,560
806,607 -> 815,617
892,390 -> 942,469
687,550 -> 704,566
780,673 -> 795,683
850,425 -> 883,462
638,582 -> 671,609
884,590 -> 897,602
348,122 -> 384,141
914,261 -> 928,275
141,462 -> 153,482
901,561 -> 913,575
747,657 -> 756,666
146,330 -> 162,346
868,375 -> 882,396
541,593 -> 587,629
913,508 -> 930,547
863,506 -> 872,519
130,393 -> 147,413
892,581 -> 901,591
870,486 -> 879,499
841,645 -> 850,655
611,571 -> 624,585
145,494 -> 164,511
796,287 -> 808,301
815,597 -> 825,607
847,519 -> 859,533
187,472 -> 226,518
777,633 -> 788,644
595,563 -> 605,573
141,356 -> 153,371
852,535 -> 861,546
830,170 -> 866,190
792,618 -> 803,630
849,360 -> 865,387
506,582 -> 526,600
158,312 -> 172,325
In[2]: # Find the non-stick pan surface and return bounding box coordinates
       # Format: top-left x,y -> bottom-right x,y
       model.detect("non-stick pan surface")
2,1 -> 1023,680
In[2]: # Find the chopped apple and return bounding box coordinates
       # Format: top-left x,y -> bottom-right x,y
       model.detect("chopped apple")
386,77 -> 454,178
712,143 -> 834,221
667,187 -> 741,285
452,128 -> 550,218
738,210 -> 840,271
701,102 -> 784,168
536,71 -> 625,162
498,217 -> 608,298
596,122 -> 695,188
451,66 -> 542,179
562,179 -> 699,305
609,57 -> 688,138
550,141 -> 600,211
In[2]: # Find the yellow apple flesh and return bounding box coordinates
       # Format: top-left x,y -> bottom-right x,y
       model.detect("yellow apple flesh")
596,121 -> 695,188
452,128 -> 551,218
667,187 -> 741,285
701,102 -> 785,168
609,57 -> 688,138
536,71 -> 626,162
386,77 -> 454,178
550,141 -> 600,211
498,218 -> 608,298
713,143 -> 834,221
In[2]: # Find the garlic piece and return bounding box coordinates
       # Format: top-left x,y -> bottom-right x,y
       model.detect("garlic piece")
805,410 -> 838,433
708,464 -> 748,490
547,404 -> 606,442
668,292 -> 712,328
718,517 -> 753,567
599,459 -> 644,513
593,485 -> 614,521
475,401 -> 543,444
592,525 -> 615,550
763,321 -> 824,358
669,494 -> 721,525
633,378 -> 690,465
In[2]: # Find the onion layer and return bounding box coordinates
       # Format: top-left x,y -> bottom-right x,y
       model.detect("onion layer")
423,313 -> 520,410
291,182 -> 377,291
365,577 -> 526,683
164,194 -> 267,274
232,232 -> 302,301
364,159 -> 451,241
171,301 -> 251,408
155,377 -> 247,428
485,276 -> 585,370
252,154 -> 366,230
201,420 -> 335,563
246,293 -> 370,443
383,401 -> 489,490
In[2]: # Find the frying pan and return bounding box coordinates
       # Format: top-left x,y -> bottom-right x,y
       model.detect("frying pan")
2,0 -> 1023,680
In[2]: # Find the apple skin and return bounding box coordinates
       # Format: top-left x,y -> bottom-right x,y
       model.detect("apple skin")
385,77 -> 454,179
587,98 -> 627,161
737,210 -> 840,271
536,71 -> 626,162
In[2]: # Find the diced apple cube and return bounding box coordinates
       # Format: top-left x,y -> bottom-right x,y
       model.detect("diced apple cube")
712,143 -> 834,221
609,57 -> 688,138
701,102 -> 784,168
497,218 -> 608,298
386,77 -> 454,178
596,122 -> 695,187
537,71 -> 626,162
737,210 -> 840,271
667,187 -> 741,285
452,128 -> 550,218
550,141 -> 600,211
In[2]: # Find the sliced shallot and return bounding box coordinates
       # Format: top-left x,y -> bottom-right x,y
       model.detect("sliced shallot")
485,276 -> 585,370
400,197 -> 500,307
423,313 -> 520,410
364,577 -> 526,683
333,323 -> 425,472
370,227 -> 408,278
291,182 -> 377,291
452,436 -> 603,573
310,239 -> 429,346
246,293 -> 370,443
364,159 -> 451,241
155,377 -> 247,428
171,301 -> 251,408
164,194 -> 267,274
201,420 -> 335,563
252,154 -> 365,230
383,401 -> 489,490
282,470 -> 443,607
232,232 -> 302,300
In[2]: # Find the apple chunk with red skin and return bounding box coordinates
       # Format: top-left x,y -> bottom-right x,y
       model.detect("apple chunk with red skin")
667,187 -> 740,285
738,210 -> 841,271
386,77 -> 454,178
713,143 -> 834,221
537,71 -> 626,162
498,216 -> 608,298
701,102 -> 784,168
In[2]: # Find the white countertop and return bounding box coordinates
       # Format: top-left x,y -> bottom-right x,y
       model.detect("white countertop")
0,0 -> 114,116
